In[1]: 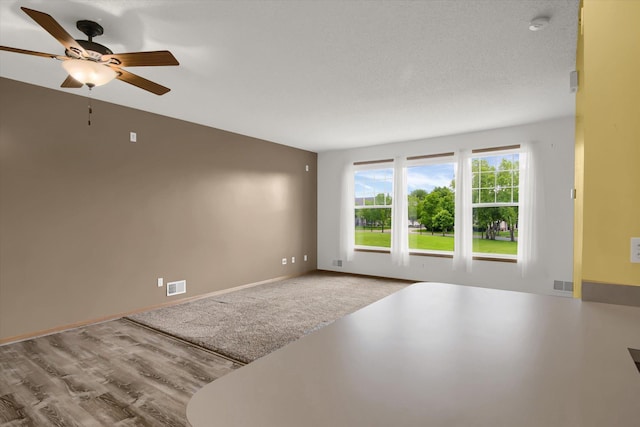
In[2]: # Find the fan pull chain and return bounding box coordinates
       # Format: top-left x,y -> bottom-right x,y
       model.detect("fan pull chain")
87,87 -> 93,126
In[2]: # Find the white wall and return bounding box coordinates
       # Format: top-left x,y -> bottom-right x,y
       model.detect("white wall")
318,117 -> 575,296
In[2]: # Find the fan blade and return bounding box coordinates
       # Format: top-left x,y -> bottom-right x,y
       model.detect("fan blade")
103,51 -> 179,67
115,69 -> 171,95
61,75 -> 83,88
0,45 -> 66,60
21,7 -> 86,56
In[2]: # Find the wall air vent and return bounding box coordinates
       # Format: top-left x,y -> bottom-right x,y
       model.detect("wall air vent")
553,280 -> 573,294
167,280 -> 186,297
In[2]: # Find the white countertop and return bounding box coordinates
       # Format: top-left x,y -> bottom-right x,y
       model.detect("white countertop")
187,282 -> 640,427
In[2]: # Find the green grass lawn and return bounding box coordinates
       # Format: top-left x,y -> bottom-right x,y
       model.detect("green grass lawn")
409,233 -> 454,251
472,239 -> 517,255
355,231 -> 391,247
356,230 -> 517,255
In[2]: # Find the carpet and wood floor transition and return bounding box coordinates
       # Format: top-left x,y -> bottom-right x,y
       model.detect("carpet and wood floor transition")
0,272 -> 410,426
0,319 -> 241,426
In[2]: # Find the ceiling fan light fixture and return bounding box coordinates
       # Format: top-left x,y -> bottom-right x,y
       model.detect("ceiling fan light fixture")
62,59 -> 117,87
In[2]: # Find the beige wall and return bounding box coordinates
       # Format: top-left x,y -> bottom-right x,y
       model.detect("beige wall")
574,0 -> 640,294
0,78 -> 317,341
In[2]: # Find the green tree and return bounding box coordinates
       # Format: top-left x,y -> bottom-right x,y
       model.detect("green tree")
408,195 -> 418,224
474,207 -> 501,240
496,158 -> 519,203
356,193 -> 391,232
356,194 -> 392,233
472,159 -> 497,204
408,189 -> 428,228
374,193 -> 391,233
418,186 -> 455,234
374,193 -> 391,206
433,187 -> 454,217
377,208 -> 392,233
419,195 -> 437,234
359,208 -> 374,231
499,206 -> 518,241
433,209 -> 454,236
410,189 -> 428,199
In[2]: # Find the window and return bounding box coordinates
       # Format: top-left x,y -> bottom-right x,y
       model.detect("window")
471,149 -> 520,258
406,154 -> 455,254
346,145 -> 527,264
354,164 -> 393,249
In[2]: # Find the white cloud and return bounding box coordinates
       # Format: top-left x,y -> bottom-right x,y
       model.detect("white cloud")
407,164 -> 454,192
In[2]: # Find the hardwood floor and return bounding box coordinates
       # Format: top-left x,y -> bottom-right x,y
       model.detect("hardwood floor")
0,319 -> 241,426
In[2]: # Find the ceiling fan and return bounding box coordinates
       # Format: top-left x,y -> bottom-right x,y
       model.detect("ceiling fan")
0,7 -> 179,95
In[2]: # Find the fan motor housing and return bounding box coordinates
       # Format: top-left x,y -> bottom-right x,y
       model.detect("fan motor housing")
76,40 -> 112,59
68,20 -> 112,61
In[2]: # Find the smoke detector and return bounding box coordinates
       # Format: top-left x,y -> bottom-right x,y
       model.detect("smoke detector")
529,16 -> 550,31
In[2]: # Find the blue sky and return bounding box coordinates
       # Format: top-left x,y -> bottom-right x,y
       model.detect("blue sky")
354,168 -> 393,199
354,164 -> 455,199
407,164 -> 454,193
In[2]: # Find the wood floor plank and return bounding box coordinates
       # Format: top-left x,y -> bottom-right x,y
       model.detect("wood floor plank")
0,394 -> 28,424
38,402 -> 84,427
0,319 -> 240,426
79,392 -> 137,424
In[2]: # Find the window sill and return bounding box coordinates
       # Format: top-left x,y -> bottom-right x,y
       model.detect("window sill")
472,255 -> 517,263
409,251 -> 453,259
353,249 -> 517,263
355,248 -> 390,254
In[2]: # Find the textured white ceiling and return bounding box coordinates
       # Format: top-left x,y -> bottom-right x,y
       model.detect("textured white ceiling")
0,0 -> 579,152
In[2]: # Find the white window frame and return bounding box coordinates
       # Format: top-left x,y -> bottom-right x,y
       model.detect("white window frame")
353,160 -> 394,252
405,153 -> 456,257
470,146 -> 521,261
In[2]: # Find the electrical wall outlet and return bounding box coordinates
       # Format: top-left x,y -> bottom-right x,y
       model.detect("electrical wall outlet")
157,277 -> 163,287
130,132 -> 137,142
282,258 -> 287,265
304,254 -> 308,262
291,256 -> 295,264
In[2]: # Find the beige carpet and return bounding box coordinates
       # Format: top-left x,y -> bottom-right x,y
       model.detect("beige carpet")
127,271 -> 410,363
